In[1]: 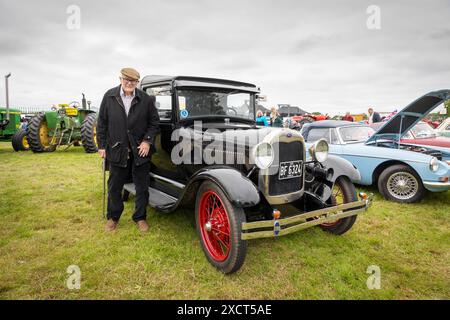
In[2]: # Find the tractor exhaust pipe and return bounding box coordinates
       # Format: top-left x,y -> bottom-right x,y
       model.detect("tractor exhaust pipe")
82,93 -> 87,109
5,73 -> 11,121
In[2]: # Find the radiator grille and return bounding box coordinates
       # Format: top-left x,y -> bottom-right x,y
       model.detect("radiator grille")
268,141 -> 304,196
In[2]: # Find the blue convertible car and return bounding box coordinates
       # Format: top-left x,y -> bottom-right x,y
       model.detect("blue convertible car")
302,90 -> 450,203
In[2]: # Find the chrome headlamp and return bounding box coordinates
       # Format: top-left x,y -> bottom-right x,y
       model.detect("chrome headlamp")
429,157 -> 439,172
252,142 -> 274,169
309,139 -> 329,163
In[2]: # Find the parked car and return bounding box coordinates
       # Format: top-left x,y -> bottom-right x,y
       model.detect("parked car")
301,90 -> 450,203
122,75 -> 372,274
371,121 -> 450,150
436,117 -> 450,137
422,118 -> 441,129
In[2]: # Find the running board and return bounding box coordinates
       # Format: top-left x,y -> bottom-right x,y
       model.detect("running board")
123,183 -> 178,209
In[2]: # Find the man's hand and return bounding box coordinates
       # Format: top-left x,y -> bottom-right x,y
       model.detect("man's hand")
138,141 -> 150,157
98,149 -> 106,158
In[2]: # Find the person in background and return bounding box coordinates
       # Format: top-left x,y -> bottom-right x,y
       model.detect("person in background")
368,107 -> 381,124
20,116 -> 29,130
342,112 -> 354,122
256,110 -> 269,126
270,107 -> 283,127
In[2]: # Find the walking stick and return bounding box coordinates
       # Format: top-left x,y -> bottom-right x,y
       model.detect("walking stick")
102,157 -> 107,220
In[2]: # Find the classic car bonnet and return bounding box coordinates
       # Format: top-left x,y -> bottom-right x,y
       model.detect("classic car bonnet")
178,126 -> 276,148
366,89 -> 450,144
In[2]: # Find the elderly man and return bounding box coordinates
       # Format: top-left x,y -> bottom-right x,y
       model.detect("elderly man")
368,107 -> 381,124
97,68 -> 160,232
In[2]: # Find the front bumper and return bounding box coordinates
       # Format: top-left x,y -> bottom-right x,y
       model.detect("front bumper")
241,194 -> 373,240
423,180 -> 450,192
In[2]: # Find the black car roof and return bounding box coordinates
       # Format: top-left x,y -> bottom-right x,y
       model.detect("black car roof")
302,120 -> 370,141
141,75 -> 258,89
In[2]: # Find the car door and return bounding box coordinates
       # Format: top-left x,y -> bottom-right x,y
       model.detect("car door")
146,84 -> 186,197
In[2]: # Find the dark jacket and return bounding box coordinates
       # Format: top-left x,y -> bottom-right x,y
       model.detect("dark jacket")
271,115 -> 283,127
372,111 -> 382,123
96,85 -> 160,167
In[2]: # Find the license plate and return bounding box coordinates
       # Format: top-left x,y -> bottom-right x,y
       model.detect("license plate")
278,160 -> 303,180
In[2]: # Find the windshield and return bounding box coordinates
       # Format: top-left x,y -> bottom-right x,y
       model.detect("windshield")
339,126 -> 375,143
177,89 -> 254,120
409,122 -> 436,138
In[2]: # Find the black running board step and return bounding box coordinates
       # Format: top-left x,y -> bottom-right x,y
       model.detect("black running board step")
123,183 -> 178,207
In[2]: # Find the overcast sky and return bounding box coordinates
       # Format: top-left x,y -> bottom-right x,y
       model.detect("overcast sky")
0,0 -> 449,114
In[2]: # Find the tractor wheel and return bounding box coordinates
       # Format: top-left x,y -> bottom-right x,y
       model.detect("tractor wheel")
195,181 -> 247,274
11,129 -> 29,151
320,176 -> 358,235
27,114 -> 56,153
81,113 -> 98,153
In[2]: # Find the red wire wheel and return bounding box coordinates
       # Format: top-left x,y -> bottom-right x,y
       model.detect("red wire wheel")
198,190 -> 231,262
195,181 -> 247,274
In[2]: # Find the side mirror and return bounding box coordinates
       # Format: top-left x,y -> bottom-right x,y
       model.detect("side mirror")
256,95 -> 267,102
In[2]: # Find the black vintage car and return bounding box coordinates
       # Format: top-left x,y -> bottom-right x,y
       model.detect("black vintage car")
123,75 -> 372,274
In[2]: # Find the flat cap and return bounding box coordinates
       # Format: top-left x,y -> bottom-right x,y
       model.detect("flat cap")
120,67 -> 140,81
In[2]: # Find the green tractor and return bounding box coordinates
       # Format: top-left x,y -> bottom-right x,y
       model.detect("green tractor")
27,94 -> 98,153
1,72 -> 29,151
0,107 -> 29,151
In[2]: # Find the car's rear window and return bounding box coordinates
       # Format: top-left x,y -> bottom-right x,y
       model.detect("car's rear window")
307,128 -> 330,142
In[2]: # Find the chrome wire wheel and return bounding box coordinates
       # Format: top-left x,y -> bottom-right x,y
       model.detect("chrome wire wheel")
386,172 -> 418,200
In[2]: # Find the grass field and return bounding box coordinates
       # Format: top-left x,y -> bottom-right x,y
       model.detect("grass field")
0,141 -> 449,299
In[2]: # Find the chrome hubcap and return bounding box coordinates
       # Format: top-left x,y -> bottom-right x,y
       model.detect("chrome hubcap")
387,172 -> 418,200
204,221 -> 212,232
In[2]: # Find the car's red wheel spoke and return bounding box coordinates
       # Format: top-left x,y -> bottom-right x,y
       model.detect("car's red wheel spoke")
199,190 -> 232,262
211,227 -> 230,237
213,232 -> 230,248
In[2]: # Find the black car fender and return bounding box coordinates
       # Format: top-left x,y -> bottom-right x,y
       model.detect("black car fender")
189,167 -> 261,208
